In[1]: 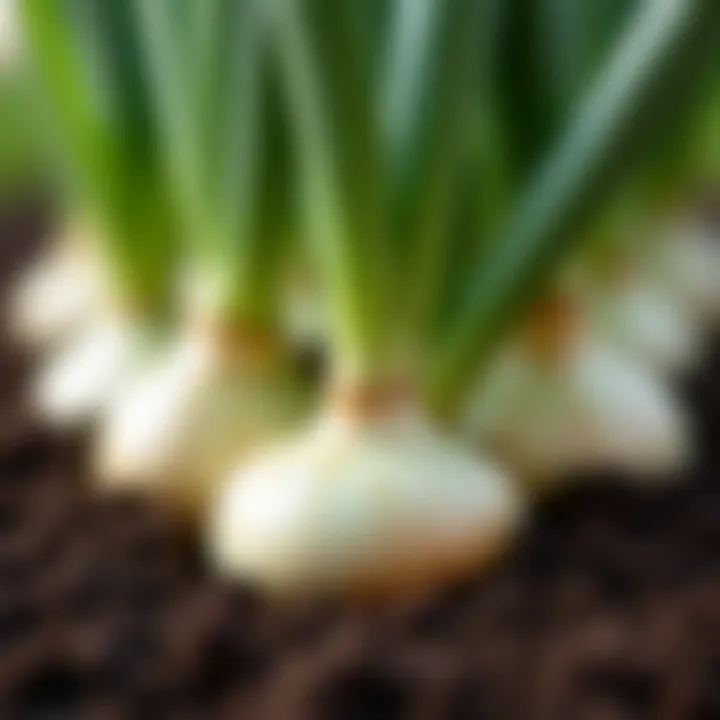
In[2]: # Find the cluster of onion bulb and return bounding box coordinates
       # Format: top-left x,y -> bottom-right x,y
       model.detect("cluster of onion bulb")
10,220 -> 308,524
9,214 -> 508,592
12,205 -> 719,597
12,0 -> 719,604
10,224 -> 524,597
208,214 -> 720,596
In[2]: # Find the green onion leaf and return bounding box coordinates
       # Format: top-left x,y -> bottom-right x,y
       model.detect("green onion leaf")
267,0 -> 387,381
380,0 -> 484,360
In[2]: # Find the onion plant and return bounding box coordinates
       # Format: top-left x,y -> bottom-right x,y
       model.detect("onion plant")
212,0 -> 524,598
459,0 -> 720,485
95,0 -> 308,519
11,0 -> 720,598
17,0 -> 182,427
16,0 -> 307,519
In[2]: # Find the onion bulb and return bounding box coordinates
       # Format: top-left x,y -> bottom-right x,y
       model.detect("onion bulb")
95,327 -> 308,519
32,316 -> 161,428
464,318 -> 690,486
210,398 -> 523,598
9,224 -> 105,349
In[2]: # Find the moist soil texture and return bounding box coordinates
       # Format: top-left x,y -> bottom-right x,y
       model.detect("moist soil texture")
1,196 -> 720,719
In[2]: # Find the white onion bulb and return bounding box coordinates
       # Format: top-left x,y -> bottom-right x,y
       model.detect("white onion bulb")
10,240 -> 103,349
210,406 -> 523,597
464,336 -> 690,485
95,332 -> 307,518
32,317 -> 159,427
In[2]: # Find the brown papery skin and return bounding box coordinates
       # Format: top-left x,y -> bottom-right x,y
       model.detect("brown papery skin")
189,316 -> 291,373
326,379 -> 418,423
521,292 -> 583,363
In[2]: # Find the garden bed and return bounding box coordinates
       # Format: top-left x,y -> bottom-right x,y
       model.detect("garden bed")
0,197 -> 719,719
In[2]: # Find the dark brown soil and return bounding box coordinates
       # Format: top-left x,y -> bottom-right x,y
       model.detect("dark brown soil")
1,196 -> 719,719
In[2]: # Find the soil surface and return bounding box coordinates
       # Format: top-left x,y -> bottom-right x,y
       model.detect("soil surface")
0,196 -> 719,719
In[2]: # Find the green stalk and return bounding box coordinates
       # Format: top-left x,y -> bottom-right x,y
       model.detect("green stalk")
493,0 -> 638,196
267,0 -> 388,383
81,0 -> 176,315
640,65 -> 720,212
434,0 -> 514,337
447,0 -> 634,308
358,0 -> 391,80
133,0 -> 284,329
209,0 -> 266,323
492,0 -> 558,189
19,0 -> 111,197
380,0 -> 483,360
543,0 -> 636,127
188,0 -> 223,116
429,0 -> 720,415
20,0 -> 173,314
691,81 -> 720,186
233,62 -> 296,328
186,0 -> 225,217
130,0 -> 208,246
485,0 -> 640,280
584,27 -> 720,266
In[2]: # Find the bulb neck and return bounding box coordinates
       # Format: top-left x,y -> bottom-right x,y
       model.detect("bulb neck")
188,314 -> 289,374
521,293 -> 582,363
326,376 -> 421,426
